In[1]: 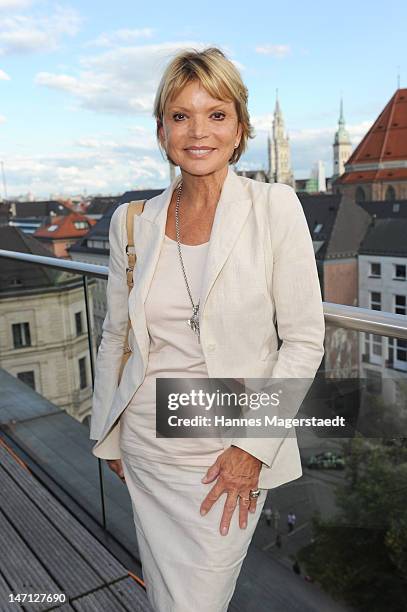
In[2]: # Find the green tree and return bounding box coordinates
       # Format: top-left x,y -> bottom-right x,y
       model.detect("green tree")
298,435 -> 407,612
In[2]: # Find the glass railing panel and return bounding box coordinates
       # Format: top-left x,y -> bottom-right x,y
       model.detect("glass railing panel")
255,322 -> 406,612
0,262 -> 141,559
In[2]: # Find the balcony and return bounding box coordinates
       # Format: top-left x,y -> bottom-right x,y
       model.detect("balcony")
1,248 -> 407,612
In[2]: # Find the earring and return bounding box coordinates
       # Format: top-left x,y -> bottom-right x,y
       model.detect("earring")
234,143 -> 238,148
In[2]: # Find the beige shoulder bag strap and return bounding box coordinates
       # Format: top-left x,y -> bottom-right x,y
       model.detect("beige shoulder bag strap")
118,199 -> 146,383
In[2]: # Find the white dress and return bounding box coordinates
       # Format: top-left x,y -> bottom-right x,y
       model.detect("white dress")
119,235 -> 266,612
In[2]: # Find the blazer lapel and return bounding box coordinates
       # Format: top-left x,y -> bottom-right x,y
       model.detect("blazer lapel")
199,167 -> 252,316
128,173 -> 181,363
128,165 -> 252,364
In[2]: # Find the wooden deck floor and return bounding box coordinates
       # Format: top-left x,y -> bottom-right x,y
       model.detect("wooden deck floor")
0,442 -> 153,612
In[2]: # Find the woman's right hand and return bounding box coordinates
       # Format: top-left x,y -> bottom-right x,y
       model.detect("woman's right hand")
106,459 -> 126,482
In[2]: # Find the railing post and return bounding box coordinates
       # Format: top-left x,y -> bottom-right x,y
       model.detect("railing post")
83,275 -> 107,530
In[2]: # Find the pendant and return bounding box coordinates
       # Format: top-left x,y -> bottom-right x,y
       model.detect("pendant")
187,304 -> 200,342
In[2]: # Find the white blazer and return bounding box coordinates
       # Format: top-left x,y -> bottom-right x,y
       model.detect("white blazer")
90,165 -> 325,489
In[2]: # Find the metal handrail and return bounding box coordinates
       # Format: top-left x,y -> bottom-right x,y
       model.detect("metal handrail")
0,249 -> 108,279
1,248 -> 406,339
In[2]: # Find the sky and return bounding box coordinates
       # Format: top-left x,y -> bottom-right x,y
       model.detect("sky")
0,0 -> 406,199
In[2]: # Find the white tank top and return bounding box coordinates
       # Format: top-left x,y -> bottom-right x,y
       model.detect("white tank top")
119,234 -> 225,464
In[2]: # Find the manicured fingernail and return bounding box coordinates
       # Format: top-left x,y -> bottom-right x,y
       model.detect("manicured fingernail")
200,508 -> 207,516
242,522 -> 247,529
221,526 -> 228,535
201,476 -> 207,482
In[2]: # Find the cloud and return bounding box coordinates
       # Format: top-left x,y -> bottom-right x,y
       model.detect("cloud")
255,44 -> 291,58
0,0 -> 32,9
0,114 -> 6,123
0,68 -> 10,79
84,28 -> 155,48
290,121 -> 373,147
75,126 -> 157,151
35,41 -> 212,115
2,128 -> 170,197
0,5 -> 82,55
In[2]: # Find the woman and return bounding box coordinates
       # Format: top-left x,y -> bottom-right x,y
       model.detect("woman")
90,47 -> 325,611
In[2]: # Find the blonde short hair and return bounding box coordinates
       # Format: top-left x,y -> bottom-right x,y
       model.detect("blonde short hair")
153,47 -> 255,165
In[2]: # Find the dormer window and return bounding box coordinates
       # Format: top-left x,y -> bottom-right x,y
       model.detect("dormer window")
74,221 -> 89,230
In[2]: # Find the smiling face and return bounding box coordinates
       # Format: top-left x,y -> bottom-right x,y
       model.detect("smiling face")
158,79 -> 242,178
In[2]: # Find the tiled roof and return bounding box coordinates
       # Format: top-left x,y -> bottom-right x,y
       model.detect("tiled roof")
86,196 -> 121,215
336,88 -> 407,184
358,198 -> 407,218
359,217 -> 407,256
339,168 -> 407,185
322,194 -> 372,259
8,200 -> 71,218
298,193 -> 341,259
118,188 -> 164,205
33,212 -> 96,240
0,226 -> 62,292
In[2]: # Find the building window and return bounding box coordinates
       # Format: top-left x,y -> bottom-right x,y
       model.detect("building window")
75,311 -> 83,335
356,186 -> 366,203
394,264 -> 406,280
79,357 -> 87,389
385,185 -> 396,201
388,337 -> 407,371
364,332 -> 382,365
370,262 -> 381,277
395,295 -> 406,315
364,332 -> 370,354
370,292 -> 381,310
17,371 -> 35,390
393,203 -> 400,213
396,340 -> 407,364
372,334 -> 382,356
366,369 -> 382,394
87,239 -> 108,250
12,322 -> 31,348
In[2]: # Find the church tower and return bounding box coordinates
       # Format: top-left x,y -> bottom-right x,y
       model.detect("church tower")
267,90 -> 295,187
332,98 -> 352,179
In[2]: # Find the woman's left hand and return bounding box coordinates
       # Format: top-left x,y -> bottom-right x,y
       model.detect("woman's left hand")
199,445 -> 262,536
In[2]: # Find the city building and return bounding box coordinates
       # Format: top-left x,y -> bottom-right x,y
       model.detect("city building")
5,199 -> 72,235
334,88 -> 407,201
0,226 -> 95,425
267,91 -> 295,187
358,217 -> 407,406
33,212 -> 96,258
332,98 -> 353,180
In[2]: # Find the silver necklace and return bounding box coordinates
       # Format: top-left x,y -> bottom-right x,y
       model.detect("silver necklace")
175,181 -> 201,343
